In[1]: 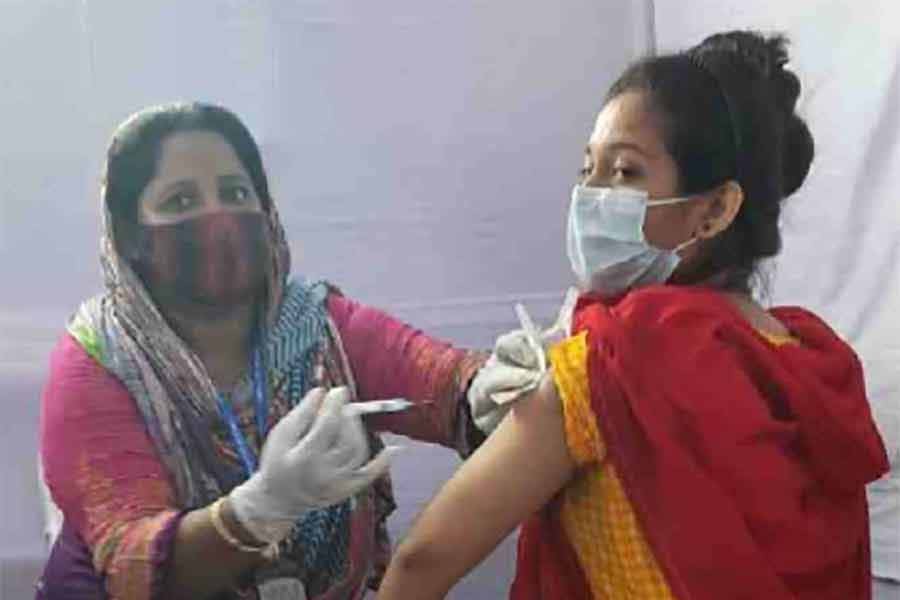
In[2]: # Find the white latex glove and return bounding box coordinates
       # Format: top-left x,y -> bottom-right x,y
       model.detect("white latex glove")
468,288 -> 579,433
229,386 -> 399,545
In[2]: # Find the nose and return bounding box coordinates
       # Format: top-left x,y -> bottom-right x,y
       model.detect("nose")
582,172 -> 609,188
198,186 -> 238,214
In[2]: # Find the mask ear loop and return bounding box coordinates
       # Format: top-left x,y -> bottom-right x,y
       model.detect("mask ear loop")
673,236 -> 699,255
643,193 -> 705,254
645,195 -> 694,207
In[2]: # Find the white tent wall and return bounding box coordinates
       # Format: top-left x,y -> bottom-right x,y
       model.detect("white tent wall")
0,1 -> 652,597
655,0 -> 900,583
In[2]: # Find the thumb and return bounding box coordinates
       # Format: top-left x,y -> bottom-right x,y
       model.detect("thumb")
295,386 -> 351,455
474,404 -> 511,434
476,363 -> 542,394
495,330 -> 540,369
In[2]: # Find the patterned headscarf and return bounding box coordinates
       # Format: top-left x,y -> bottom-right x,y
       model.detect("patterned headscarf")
69,183 -> 300,502
66,107 -> 401,596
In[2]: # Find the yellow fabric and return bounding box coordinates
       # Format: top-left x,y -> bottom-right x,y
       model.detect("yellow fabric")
549,333 -> 674,600
758,330 -> 798,347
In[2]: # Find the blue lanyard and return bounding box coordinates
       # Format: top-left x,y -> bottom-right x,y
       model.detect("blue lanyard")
215,347 -> 268,477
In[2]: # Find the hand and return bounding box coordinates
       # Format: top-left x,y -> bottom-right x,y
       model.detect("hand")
467,332 -> 546,433
229,386 -> 399,544
468,289 -> 578,434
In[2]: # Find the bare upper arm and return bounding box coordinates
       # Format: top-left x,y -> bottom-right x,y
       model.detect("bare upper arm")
377,372 -> 576,599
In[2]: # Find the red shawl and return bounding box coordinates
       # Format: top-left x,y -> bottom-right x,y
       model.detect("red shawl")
511,286 -> 888,600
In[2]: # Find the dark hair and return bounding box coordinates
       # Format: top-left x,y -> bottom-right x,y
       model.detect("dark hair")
103,102 -> 271,255
607,31 -> 815,292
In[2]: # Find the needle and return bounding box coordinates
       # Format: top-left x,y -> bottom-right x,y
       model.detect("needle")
343,398 -> 415,417
515,302 -> 546,372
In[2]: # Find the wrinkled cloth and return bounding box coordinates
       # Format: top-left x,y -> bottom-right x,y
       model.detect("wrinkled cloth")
512,285 -> 888,600
39,287 -> 484,600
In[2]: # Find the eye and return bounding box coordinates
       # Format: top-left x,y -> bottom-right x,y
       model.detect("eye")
613,165 -> 642,180
222,184 -> 255,205
578,160 -> 595,181
160,191 -> 198,213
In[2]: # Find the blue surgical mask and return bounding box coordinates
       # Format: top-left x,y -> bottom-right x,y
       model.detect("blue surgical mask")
566,184 -> 698,296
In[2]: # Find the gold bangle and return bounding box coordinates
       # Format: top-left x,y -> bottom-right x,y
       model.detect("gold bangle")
210,498 -> 276,557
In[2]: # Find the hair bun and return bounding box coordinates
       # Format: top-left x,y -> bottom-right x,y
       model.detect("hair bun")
692,30 -> 813,196
694,31 -> 792,107
781,110 -> 814,196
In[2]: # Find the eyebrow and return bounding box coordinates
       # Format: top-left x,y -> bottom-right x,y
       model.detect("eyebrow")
586,141 -> 655,159
155,174 -> 250,199
156,178 -> 198,200
218,173 -> 251,185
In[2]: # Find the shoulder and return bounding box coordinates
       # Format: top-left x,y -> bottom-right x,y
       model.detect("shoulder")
769,306 -> 845,343
46,332 -> 117,390
272,278 -> 342,329
577,285 -> 742,348
42,333 -> 133,437
575,286 -> 770,388
281,277 -> 357,310
547,333 -> 605,466
617,285 -> 735,326
548,333 -> 590,415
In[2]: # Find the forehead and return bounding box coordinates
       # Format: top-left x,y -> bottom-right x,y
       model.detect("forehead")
153,130 -> 248,181
588,91 -> 667,155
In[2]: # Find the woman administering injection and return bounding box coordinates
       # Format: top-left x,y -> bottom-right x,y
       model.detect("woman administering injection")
36,103 -> 524,600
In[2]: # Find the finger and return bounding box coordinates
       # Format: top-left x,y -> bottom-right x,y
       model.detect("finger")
350,446 -> 402,483
330,446 -> 403,497
477,364 -> 542,393
307,446 -> 405,508
321,386 -> 352,413
495,331 -> 540,369
323,416 -> 370,471
474,404 -> 512,433
491,384 -> 539,405
263,387 -> 326,459
296,387 -> 350,454
322,438 -> 361,471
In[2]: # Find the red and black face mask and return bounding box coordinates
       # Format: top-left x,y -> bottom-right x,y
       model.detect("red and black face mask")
131,211 -> 271,310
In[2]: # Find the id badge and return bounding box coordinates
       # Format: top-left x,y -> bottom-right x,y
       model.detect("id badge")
258,578 -> 307,600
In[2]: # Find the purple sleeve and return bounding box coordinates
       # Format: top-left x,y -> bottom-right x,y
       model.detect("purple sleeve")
37,514 -> 185,600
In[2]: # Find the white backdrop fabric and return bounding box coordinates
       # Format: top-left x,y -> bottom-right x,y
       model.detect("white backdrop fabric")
0,1 -> 652,597
655,0 -> 900,581
3,0 -> 896,595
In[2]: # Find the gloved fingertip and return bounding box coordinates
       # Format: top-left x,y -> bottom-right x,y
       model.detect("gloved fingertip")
382,445 -> 405,457
306,386 -> 328,406
326,386 -> 352,404
356,447 -> 399,477
319,387 -> 351,416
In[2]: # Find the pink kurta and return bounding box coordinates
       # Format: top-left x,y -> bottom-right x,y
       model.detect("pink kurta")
39,293 -> 485,599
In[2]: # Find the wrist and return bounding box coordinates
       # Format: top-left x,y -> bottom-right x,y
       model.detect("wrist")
228,482 -> 303,545
208,497 -> 279,563
220,496 -> 269,548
